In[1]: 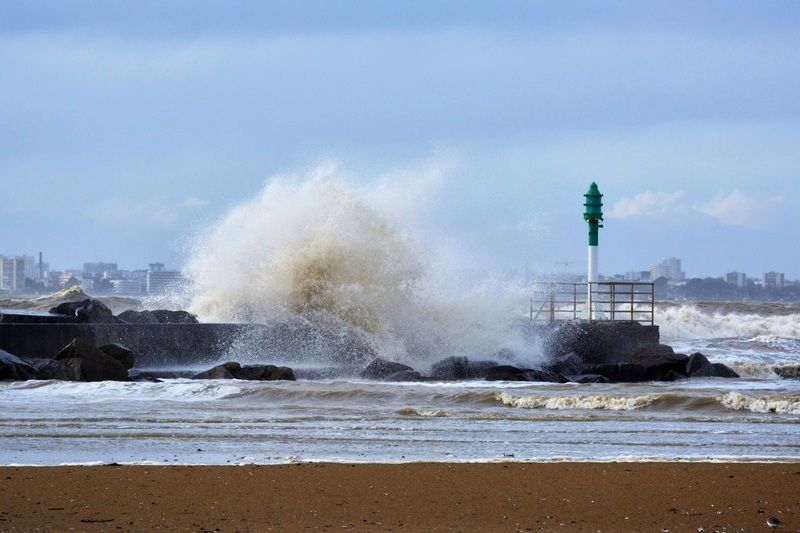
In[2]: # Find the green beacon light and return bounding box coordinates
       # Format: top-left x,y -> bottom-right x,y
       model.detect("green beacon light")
583,182 -> 603,285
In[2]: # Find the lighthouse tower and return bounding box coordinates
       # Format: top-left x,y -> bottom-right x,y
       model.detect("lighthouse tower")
583,182 -> 603,317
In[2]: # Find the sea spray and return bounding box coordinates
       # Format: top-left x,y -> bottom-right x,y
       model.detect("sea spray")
184,167 -> 537,364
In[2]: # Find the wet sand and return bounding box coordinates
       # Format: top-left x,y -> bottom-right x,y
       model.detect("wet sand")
1,462 -> 797,531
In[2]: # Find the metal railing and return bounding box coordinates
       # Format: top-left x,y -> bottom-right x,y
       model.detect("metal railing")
529,281 -> 655,325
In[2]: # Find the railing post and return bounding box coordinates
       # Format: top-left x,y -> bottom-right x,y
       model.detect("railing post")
630,283 -> 634,322
588,282 -> 593,321
610,283 -> 615,324
650,283 -> 655,326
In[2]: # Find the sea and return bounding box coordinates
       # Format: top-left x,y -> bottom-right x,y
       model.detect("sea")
1,301 -> 798,466
1,179 -> 798,465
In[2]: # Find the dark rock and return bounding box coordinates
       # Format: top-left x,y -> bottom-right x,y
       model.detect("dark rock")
585,363 -> 648,383
631,344 -> 686,368
686,352 -> 716,377
116,310 -> 159,324
484,365 -> 565,383
50,299 -> 116,323
54,339 -> 129,381
384,369 -> 423,382
429,356 -> 500,380
27,358 -> 82,381
98,344 -> 135,370
192,362 -> 296,381
0,349 -> 37,380
151,310 -> 198,324
360,358 -> 419,381
655,369 -> 688,382
543,352 -> 585,375
193,362 -> 238,379
712,363 -> 739,378
568,373 -> 610,384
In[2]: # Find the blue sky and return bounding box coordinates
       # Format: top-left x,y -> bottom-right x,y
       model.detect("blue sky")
1,1 -> 799,278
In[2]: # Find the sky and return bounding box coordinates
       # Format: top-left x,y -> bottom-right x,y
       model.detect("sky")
1,0 -> 799,279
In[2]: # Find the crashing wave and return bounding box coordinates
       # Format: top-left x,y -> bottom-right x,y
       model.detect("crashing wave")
716,392 -> 800,415
494,392 -> 659,410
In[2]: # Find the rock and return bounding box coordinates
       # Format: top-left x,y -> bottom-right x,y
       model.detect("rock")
98,344 -> 136,370
151,310 -> 198,324
192,362 -> 296,381
712,363 -> 739,378
631,344 -> 687,368
686,352 -> 716,377
27,358 -> 82,381
360,358 -> 420,381
54,339 -> 129,381
193,362 -> 238,379
656,369 -> 688,382
484,365 -> 565,383
585,363 -> 648,383
429,356 -> 500,380
385,369 -> 424,382
568,373 -> 610,384
50,299 -> 116,323
116,310 -> 160,324
543,352 -> 585,375
0,349 -> 37,380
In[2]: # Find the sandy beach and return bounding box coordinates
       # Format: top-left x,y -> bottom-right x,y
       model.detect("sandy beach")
1,462 -> 797,531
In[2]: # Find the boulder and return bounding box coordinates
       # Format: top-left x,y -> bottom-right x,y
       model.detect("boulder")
116,310 -> 160,324
54,339 -> 129,381
686,352 -> 717,377
98,343 -> 136,370
151,310 -> 198,324
484,365 -> 565,383
585,363 -> 648,383
429,356 -> 500,380
656,369 -> 688,382
0,349 -> 37,381
631,344 -> 687,368
543,352 -> 585,376
27,358 -> 82,381
192,362 -> 296,381
712,363 -> 739,378
360,358 -> 422,381
50,299 -> 116,323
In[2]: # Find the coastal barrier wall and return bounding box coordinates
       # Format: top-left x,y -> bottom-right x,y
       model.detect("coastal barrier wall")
527,321 -> 660,364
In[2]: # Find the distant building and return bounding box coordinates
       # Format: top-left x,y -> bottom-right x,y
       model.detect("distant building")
82,262 -> 118,279
763,272 -> 785,289
625,270 -> 651,282
111,279 -> 144,296
146,263 -> 181,294
725,271 -> 747,288
651,257 -> 685,282
0,256 -> 26,292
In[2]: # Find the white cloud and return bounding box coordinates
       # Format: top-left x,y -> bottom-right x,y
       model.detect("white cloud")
696,189 -> 757,226
609,190 -> 686,219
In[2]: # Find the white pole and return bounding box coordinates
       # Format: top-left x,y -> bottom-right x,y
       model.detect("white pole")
587,244 -> 598,319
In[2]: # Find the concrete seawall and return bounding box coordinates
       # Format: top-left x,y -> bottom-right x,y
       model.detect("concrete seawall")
526,320 -> 660,364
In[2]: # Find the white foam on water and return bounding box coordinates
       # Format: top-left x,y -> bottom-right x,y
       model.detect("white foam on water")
659,304 -> 800,341
494,392 -> 660,410
716,392 -> 800,415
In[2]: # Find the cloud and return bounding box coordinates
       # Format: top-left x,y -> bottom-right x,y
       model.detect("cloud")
92,196 -> 210,227
610,188 -> 783,227
608,190 -> 687,219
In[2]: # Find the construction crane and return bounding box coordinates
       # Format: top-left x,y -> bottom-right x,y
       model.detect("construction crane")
555,260 -> 585,272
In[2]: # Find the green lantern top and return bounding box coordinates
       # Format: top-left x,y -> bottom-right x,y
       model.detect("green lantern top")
583,182 -> 603,221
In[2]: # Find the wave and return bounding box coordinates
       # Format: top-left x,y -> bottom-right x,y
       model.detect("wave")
397,407 -> 448,417
658,304 -> 800,341
494,392 -> 660,410
182,166 -> 535,363
716,392 -> 800,415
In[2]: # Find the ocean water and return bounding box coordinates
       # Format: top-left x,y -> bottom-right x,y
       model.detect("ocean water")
1,176 -> 798,465
1,303 -> 798,466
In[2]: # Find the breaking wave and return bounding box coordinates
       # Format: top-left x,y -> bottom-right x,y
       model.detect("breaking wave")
183,166 -> 533,363
495,392 -> 660,410
658,304 -> 800,340
716,392 -> 800,415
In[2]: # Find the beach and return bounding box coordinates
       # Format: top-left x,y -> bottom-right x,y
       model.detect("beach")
1,462 -> 798,531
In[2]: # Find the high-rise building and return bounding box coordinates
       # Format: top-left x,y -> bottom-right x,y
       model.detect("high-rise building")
82,262 -> 119,279
725,271 -> 747,288
651,257 -> 685,282
625,271 -> 651,282
146,263 -> 181,294
111,279 -> 144,296
0,256 -> 26,292
762,272 -> 785,289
